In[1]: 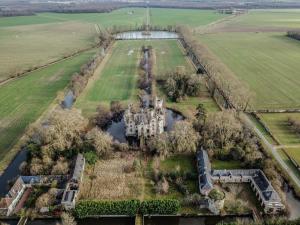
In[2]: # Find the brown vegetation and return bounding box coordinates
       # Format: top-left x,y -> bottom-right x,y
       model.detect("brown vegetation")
79,152 -> 142,200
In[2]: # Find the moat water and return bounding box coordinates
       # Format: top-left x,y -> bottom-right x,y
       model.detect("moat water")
114,31 -> 179,40
106,109 -> 184,143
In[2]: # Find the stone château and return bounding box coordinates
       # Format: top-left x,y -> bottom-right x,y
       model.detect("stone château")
124,97 -> 166,139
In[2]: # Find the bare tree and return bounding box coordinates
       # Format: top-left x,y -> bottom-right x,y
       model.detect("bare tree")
85,128 -> 113,158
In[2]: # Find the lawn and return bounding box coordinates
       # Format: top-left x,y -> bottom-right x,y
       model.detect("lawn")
259,113 -> 300,145
75,41 -> 142,116
199,32 -> 300,110
211,159 -> 242,170
152,40 -> 193,76
0,22 -> 97,82
0,49 -> 96,170
149,8 -> 228,28
226,9 -> 300,29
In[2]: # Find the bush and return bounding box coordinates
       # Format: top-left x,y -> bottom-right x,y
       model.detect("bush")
140,199 -> 180,215
208,189 -> 225,201
83,151 -> 98,165
74,200 -> 140,218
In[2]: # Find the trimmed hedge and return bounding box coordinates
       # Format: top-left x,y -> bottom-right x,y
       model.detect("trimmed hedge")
140,199 -> 180,215
74,200 -> 140,218
74,199 -> 180,218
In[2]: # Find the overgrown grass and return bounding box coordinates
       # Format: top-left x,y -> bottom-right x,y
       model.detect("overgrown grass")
199,32 -> 300,110
0,49 -> 96,169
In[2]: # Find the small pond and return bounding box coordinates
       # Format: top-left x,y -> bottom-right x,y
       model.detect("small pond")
106,109 -> 184,143
114,31 -> 179,40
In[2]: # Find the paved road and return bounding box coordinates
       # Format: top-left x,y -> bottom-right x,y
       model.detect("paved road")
242,114 -> 300,188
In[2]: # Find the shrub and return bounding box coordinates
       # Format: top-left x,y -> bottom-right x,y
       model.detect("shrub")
208,189 -> 225,201
139,199 -> 180,215
83,151 -> 98,165
74,200 -> 140,218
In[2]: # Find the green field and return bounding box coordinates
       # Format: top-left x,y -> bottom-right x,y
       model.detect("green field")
0,22 -> 96,81
227,9 -> 300,29
259,113 -> 300,145
149,8 -> 227,27
285,148 -> 300,166
0,8 -> 147,28
0,8 -> 226,82
75,41 -> 141,116
153,40 -> 193,76
0,8 -> 226,28
0,49 -> 96,168
199,32 -> 300,110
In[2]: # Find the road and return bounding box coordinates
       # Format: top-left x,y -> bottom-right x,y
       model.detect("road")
242,113 -> 300,188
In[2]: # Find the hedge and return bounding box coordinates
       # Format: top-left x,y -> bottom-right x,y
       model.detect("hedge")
74,200 -> 140,218
140,199 -> 180,215
74,199 -> 180,218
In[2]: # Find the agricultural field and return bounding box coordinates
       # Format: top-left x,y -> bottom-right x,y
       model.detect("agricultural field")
149,8 -> 227,28
199,32 -> 300,110
225,9 -> 300,30
0,22 -> 97,81
0,49 -> 96,169
0,8 -> 147,28
259,113 -> 300,145
0,8 -> 226,82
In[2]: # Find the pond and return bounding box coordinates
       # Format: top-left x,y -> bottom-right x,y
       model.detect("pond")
106,109 -> 184,143
114,31 -> 179,40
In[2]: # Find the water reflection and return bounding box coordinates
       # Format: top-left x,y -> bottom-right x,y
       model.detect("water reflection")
115,31 -> 179,40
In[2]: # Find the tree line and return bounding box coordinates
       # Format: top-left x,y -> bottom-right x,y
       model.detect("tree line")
176,25 -> 254,111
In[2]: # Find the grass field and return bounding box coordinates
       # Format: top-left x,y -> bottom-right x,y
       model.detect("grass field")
0,22 -> 96,81
149,8 -> 227,27
0,49 -> 96,165
0,8 -> 226,28
259,113 -> 300,145
285,148 -> 300,166
0,8 -> 225,81
199,32 -> 300,110
75,41 -> 141,116
227,9 -> 300,29
0,8 -> 147,28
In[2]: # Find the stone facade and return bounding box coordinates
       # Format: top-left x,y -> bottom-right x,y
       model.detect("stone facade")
124,97 -> 166,139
